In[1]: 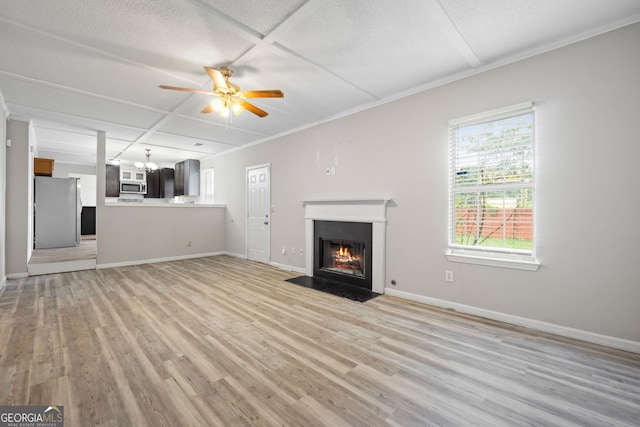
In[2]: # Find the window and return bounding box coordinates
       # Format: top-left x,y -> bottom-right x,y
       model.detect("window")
446,102 -> 539,270
200,168 -> 214,204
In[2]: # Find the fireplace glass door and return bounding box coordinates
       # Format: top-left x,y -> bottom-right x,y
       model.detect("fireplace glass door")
320,239 -> 365,278
313,220 -> 372,289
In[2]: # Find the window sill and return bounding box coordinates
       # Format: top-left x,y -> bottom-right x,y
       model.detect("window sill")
445,249 -> 540,271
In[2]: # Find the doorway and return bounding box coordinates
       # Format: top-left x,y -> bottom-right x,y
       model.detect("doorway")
246,164 -> 270,263
29,173 -> 97,275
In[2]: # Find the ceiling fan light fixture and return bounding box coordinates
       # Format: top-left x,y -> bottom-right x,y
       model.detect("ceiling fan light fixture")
160,66 -> 283,120
211,98 -> 225,111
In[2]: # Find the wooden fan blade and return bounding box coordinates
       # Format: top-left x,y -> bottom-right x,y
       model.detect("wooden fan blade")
243,90 -> 284,98
159,85 -> 214,95
200,104 -> 215,114
204,67 -> 228,91
240,101 -> 268,117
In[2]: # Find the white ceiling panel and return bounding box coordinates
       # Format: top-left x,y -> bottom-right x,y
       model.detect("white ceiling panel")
277,0 -> 472,99
7,106 -> 147,145
0,20 -> 216,109
1,77 -> 165,130
237,49 -> 379,120
0,0 -> 252,81
158,116 -> 264,147
0,0 -> 638,166
143,132 -> 237,156
33,125 -> 98,148
441,0 -> 640,62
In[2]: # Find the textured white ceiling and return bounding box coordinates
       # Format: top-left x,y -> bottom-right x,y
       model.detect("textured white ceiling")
0,0 -> 639,168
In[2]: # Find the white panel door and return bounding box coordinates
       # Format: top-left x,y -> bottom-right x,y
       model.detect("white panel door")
247,165 -> 270,263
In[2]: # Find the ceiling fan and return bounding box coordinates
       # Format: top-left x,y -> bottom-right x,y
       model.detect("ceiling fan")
159,66 -> 283,118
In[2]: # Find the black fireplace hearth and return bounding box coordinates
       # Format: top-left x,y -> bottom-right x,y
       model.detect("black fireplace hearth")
285,275 -> 380,302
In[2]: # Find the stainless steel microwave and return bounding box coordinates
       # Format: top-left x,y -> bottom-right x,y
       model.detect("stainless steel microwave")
120,181 -> 147,194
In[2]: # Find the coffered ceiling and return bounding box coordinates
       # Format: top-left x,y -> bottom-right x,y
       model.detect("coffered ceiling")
1,0 -> 639,169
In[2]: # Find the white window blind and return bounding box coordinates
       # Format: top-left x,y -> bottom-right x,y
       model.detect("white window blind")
448,103 -> 537,267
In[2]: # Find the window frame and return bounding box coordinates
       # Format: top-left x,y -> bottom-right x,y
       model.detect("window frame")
445,102 -> 540,271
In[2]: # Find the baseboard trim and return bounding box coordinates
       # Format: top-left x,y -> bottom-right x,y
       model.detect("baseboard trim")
223,252 -> 247,259
7,272 -> 28,279
384,289 -> 640,354
29,259 -> 96,276
269,261 -> 305,274
97,252 -> 226,269
223,253 -> 305,274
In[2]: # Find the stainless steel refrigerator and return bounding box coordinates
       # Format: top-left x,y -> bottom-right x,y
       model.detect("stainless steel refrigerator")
34,176 -> 82,249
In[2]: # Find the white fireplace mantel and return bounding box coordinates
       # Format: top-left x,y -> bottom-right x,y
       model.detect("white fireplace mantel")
303,198 -> 390,294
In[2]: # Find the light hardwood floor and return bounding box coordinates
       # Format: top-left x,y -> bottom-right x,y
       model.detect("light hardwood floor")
1,256 -> 639,426
29,235 -> 97,264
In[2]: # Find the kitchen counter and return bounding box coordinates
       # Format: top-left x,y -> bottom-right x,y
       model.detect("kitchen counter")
105,198 -> 225,208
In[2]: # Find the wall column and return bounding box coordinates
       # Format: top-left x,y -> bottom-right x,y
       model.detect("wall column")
6,119 -> 31,277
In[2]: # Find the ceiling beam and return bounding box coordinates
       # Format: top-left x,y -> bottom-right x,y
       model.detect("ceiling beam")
426,0 -> 483,68
232,0 -> 325,64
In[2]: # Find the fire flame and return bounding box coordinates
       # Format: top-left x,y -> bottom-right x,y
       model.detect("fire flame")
338,246 -> 351,258
330,244 -> 362,273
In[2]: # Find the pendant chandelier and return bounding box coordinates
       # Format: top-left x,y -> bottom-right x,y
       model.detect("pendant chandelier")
135,149 -> 157,173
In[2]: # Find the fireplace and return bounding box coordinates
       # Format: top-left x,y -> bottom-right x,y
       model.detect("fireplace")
313,221 -> 372,289
304,198 -> 389,294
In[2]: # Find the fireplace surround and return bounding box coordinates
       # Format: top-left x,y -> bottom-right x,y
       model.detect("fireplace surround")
303,199 -> 390,294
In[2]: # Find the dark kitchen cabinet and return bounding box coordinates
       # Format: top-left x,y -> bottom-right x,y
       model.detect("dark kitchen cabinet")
81,207 -> 96,235
105,164 -> 120,197
159,168 -> 175,198
175,159 -> 200,196
145,170 -> 160,198
145,168 -> 174,198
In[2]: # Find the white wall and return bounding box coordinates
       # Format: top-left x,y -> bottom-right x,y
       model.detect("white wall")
5,119 -> 32,276
96,205 -> 226,266
52,162 -> 96,178
212,24 -> 640,343
0,101 -> 6,283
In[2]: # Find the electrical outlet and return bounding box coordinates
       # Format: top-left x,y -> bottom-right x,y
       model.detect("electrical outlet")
291,246 -> 296,255
445,270 -> 454,282
187,241 -> 192,247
